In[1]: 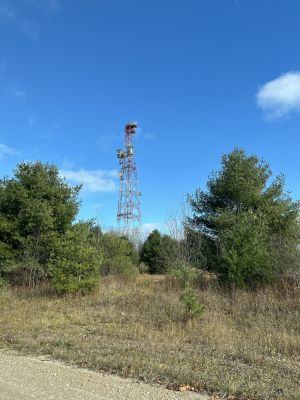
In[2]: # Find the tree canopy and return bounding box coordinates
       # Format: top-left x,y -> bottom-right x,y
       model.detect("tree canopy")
0,161 -> 81,237
0,161 -> 81,283
188,148 -> 300,286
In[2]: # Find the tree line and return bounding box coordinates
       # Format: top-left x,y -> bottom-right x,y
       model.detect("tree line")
1,148 -> 299,292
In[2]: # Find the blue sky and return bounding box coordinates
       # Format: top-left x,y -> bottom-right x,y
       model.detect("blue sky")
1,0 -> 300,232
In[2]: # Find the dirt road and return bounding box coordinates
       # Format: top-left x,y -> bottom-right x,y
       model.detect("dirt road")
0,350 -> 208,400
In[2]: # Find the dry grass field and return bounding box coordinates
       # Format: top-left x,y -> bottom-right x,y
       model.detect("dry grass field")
0,274 -> 299,400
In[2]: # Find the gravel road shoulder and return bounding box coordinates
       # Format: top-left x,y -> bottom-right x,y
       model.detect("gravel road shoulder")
0,350 -> 208,400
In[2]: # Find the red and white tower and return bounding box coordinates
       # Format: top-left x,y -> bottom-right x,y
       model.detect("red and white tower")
116,122 -> 141,229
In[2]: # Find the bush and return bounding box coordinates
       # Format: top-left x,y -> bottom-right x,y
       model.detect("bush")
141,230 -> 178,274
6,259 -> 45,288
49,223 -> 102,293
0,276 -> 9,290
172,263 -> 199,289
0,241 -> 15,283
138,262 -> 149,273
99,232 -> 138,276
181,288 -> 204,319
172,263 -> 204,319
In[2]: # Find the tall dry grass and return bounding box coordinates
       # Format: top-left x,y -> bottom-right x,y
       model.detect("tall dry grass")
0,274 -> 299,400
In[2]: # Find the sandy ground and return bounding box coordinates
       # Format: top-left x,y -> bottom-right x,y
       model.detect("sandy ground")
0,350 -> 208,400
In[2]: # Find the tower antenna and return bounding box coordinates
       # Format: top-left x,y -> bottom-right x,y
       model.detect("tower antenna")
116,122 -> 141,231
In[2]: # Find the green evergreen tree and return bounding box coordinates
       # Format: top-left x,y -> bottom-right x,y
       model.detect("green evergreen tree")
188,148 -> 300,286
141,230 -> 177,274
0,161 -> 81,284
49,222 -> 102,293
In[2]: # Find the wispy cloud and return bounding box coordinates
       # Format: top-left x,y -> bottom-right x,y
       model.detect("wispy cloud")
2,81 -> 27,101
0,0 -> 59,39
26,0 -> 60,11
0,0 -> 15,19
13,87 -> 27,100
60,168 -> 118,193
257,71 -> 300,119
234,0 -> 241,10
0,143 -> 20,160
19,18 -> 39,39
0,58 -> 28,101
47,0 -> 59,9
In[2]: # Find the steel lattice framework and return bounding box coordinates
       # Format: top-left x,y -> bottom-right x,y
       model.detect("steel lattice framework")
116,122 -> 141,228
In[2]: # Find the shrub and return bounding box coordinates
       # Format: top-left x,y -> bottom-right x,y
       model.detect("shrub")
172,263 -> 204,319
6,259 -> 45,288
181,287 -> 204,319
0,241 -> 15,284
138,261 -> 149,273
49,223 -> 102,293
172,263 -> 199,289
141,230 -> 178,274
99,232 -> 138,276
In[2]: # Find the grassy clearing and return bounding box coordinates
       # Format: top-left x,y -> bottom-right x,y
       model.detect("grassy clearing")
0,274 -> 299,400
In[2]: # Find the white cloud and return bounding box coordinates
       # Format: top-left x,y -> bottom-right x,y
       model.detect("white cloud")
257,71 -> 300,119
60,168 -> 118,193
0,143 -> 20,160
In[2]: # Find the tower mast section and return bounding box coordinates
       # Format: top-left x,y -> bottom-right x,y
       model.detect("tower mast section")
116,122 -> 141,229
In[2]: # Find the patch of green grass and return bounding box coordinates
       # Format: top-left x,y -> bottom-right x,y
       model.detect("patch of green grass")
0,275 -> 299,399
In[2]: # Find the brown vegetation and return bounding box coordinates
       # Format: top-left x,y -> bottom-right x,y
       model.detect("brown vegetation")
0,275 -> 299,400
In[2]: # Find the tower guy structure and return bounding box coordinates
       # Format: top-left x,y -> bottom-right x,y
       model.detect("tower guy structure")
116,122 -> 141,229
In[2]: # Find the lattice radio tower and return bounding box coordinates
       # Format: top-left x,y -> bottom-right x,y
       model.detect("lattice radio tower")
116,122 -> 141,230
